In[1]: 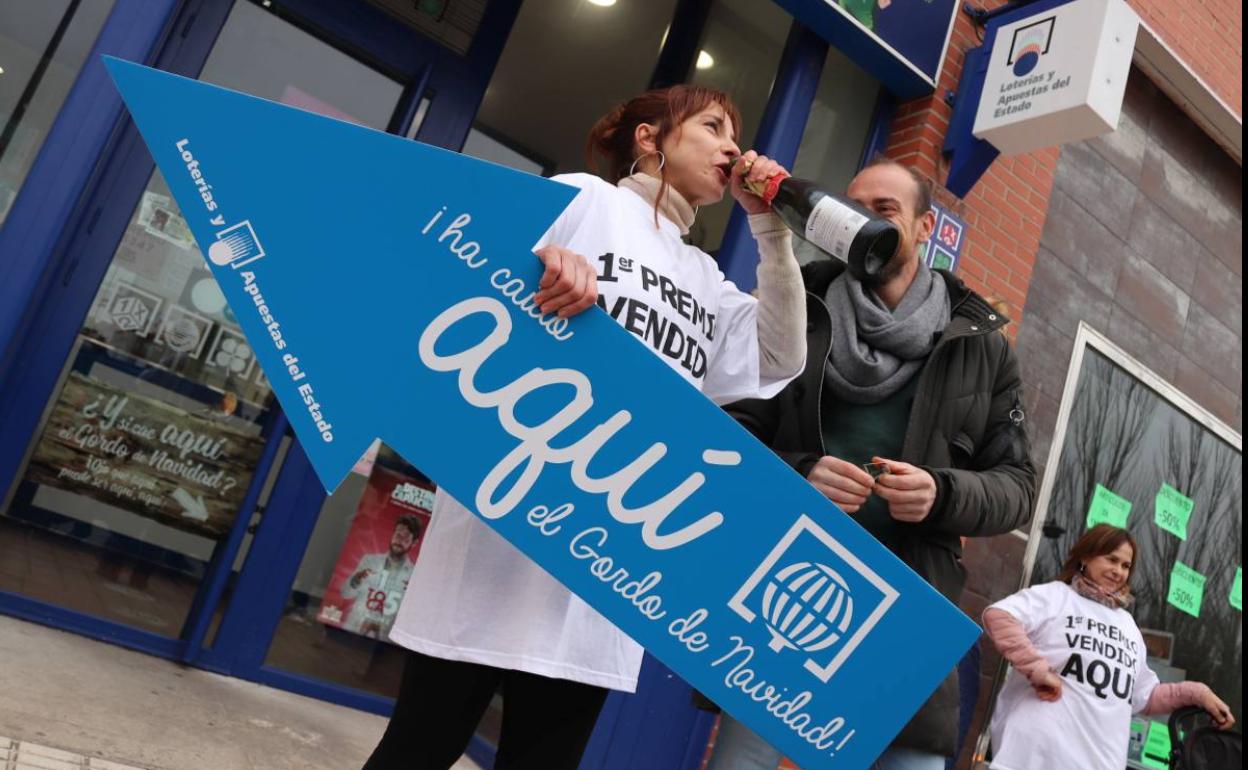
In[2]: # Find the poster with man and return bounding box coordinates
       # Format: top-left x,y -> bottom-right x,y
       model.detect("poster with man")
317,446 -> 435,640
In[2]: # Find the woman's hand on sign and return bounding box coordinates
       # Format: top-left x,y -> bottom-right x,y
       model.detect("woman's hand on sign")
806,456 -> 874,513
1030,670 -> 1063,702
730,150 -> 789,216
534,245 -> 599,318
872,457 -> 938,523
1201,689 -> 1236,730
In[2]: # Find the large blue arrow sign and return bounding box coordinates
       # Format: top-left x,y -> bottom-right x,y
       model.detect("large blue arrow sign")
105,57 -> 979,769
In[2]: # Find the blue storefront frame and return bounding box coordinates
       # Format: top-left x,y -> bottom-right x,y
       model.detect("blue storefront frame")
0,1 -> 901,767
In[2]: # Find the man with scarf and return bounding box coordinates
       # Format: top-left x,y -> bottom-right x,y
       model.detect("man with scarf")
707,159 -> 1038,770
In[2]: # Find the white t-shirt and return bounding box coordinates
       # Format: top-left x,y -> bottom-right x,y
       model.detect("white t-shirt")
988,581 -> 1160,770
339,553 -> 414,639
389,173 -> 795,691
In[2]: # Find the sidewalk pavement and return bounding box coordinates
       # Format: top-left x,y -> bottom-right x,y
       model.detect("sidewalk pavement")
0,615 -> 482,770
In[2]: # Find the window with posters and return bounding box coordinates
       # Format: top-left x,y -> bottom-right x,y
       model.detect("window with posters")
23,369 -> 267,540
0,0 -> 403,639
264,444 -> 436,699
1,185 -> 279,633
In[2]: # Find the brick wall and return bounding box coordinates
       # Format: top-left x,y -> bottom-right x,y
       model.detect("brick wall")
884,0 -> 1242,330
883,0 -> 1063,330
1129,0 -> 1242,114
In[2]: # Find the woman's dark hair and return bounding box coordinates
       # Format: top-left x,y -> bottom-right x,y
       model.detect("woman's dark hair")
585,85 -> 741,218
1058,524 -> 1137,586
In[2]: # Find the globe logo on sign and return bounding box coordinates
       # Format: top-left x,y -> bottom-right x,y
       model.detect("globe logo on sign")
729,515 -> 900,683
209,220 -> 266,268
164,317 -> 200,350
1007,17 -> 1055,77
761,561 -> 854,654
1012,45 -> 1042,76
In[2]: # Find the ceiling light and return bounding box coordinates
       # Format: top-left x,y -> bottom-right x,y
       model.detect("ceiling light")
587,0 -> 617,7
696,50 -> 714,70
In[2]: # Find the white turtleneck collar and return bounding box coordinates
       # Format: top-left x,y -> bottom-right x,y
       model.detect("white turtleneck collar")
617,173 -> 696,236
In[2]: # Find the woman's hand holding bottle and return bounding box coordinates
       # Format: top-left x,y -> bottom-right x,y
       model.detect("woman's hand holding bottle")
729,155 -> 901,281
729,151 -> 790,215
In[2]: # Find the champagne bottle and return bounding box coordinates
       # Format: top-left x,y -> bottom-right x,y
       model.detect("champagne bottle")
739,165 -> 899,282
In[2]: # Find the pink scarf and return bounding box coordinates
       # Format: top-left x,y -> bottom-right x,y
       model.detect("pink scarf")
1071,574 -> 1133,609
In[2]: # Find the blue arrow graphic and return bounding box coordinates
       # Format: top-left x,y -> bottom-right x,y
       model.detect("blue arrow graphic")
105,56 -> 979,769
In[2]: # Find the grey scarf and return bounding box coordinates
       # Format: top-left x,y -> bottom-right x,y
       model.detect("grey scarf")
823,263 -> 950,404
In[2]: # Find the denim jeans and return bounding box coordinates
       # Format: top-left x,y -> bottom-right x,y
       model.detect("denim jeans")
705,714 -> 946,770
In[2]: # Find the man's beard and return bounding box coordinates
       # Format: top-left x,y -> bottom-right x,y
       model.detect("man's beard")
854,241 -> 914,287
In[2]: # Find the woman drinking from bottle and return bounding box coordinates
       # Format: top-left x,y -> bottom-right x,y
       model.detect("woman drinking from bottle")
362,83 -> 807,770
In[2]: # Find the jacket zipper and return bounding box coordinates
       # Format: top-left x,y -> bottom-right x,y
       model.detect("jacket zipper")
810,292 -> 835,457
898,314 -> 991,463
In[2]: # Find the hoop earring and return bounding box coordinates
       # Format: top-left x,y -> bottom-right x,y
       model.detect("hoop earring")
628,150 -> 666,177
1079,563 -> 1086,574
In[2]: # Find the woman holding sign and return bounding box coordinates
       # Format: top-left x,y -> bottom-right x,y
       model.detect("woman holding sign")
362,84 -> 806,770
983,524 -> 1234,770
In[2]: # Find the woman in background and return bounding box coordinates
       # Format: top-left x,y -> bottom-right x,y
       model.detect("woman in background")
984,524 -> 1234,770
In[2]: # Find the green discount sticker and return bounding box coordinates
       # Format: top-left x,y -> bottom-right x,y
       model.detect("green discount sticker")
1086,483 -> 1132,529
1167,561 -> 1207,618
1154,483 -> 1195,540
1231,567 -> 1242,612
1141,719 -> 1172,769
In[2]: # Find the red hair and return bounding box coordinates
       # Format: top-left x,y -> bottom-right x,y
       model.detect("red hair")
585,85 -> 741,220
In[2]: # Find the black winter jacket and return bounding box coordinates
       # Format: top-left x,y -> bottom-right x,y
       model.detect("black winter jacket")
726,259 -> 1038,756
